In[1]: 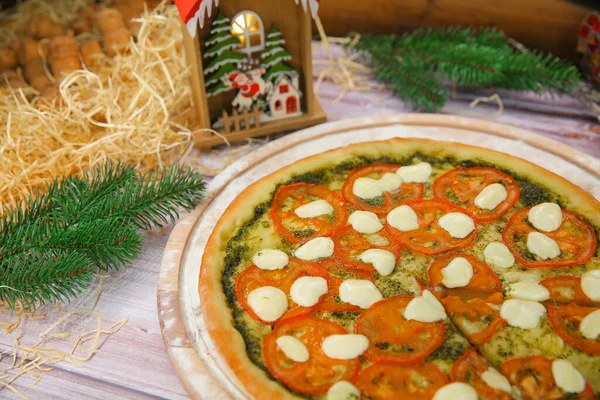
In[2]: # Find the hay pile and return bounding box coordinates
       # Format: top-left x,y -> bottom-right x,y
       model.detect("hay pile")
0,2 -> 196,208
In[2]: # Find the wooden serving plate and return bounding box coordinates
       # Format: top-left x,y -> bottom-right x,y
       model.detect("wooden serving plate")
158,114 -> 600,399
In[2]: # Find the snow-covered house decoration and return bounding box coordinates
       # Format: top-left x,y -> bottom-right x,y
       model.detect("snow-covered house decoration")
174,0 -> 326,149
268,75 -> 302,119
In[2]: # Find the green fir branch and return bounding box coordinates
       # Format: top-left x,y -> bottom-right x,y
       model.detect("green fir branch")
0,162 -> 206,310
355,27 -> 581,112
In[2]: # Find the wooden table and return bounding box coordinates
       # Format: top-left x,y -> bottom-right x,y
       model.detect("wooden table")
1,46 -> 599,400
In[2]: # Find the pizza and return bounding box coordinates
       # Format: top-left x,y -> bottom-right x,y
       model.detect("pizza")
199,138 -> 600,399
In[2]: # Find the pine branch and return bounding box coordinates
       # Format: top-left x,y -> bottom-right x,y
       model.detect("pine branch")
355,27 -> 581,112
0,162 -> 206,310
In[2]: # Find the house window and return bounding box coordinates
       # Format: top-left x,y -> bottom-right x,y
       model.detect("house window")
231,11 -> 265,55
279,84 -> 289,94
286,97 -> 298,113
275,100 -> 282,110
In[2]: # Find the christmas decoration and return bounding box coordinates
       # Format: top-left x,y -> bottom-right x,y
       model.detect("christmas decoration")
355,28 -> 581,112
261,26 -> 297,83
203,11 -> 245,97
177,0 -> 326,149
0,162 -> 205,311
578,12 -> 600,84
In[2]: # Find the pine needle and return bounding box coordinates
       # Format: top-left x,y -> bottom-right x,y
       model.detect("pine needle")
0,162 -> 206,311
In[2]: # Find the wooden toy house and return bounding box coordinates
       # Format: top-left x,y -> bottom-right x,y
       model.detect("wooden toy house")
175,0 -> 326,148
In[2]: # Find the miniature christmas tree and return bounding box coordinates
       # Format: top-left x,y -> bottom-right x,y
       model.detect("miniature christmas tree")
261,26 -> 297,82
204,11 -> 245,96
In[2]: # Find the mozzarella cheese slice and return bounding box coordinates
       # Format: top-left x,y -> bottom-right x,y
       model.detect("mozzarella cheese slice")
481,367 -> 512,393
275,335 -> 309,362
247,286 -> 288,322
433,382 -> 478,400
438,212 -> 475,239
348,210 -> 383,233
252,249 -> 289,270
387,205 -> 419,231
295,237 -> 334,260
396,162 -> 432,183
528,203 -> 563,232
507,280 -> 550,302
581,270 -> 600,302
358,249 -> 396,276
440,257 -> 473,288
339,279 -> 382,309
527,232 -> 560,260
326,381 -> 360,400
290,276 -> 328,307
404,290 -> 447,322
352,173 -> 402,199
322,334 -> 369,360
474,183 -> 508,210
552,359 -> 586,393
294,199 -> 334,218
579,309 -> 600,339
483,242 -> 515,268
500,299 -> 546,329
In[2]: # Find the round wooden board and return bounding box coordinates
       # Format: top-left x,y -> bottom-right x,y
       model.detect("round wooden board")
158,113 -> 600,400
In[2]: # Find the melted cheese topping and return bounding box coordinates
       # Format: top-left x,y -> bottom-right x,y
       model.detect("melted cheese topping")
396,162 -> 432,183
579,309 -> 600,339
275,335 -> 309,362
386,205 -> 419,231
252,249 -> 289,270
247,286 -> 288,322
474,183 -> 508,210
322,334 -> 369,360
483,242 -> 514,268
352,173 -> 402,199
295,237 -> 334,260
500,299 -> 546,329
438,212 -> 475,239
481,367 -> 512,393
581,270 -> 600,302
528,203 -> 563,232
433,382 -> 478,400
527,232 -> 560,260
552,359 -> 586,393
326,381 -> 360,400
294,199 -> 334,218
348,210 -> 383,233
440,257 -> 474,288
358,249 -> 396,276
404,290 -> 447,322
339,279 -> 382,309
290,276 -> 328,307
507,280 -> 550,302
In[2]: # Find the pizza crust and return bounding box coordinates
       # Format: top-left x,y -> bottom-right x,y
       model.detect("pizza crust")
199,138 -> 600,399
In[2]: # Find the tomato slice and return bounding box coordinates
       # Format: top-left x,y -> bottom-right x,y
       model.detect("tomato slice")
385,199 -> 477,256
354,362 -> 448,399
355,296 -> 445,364
442,295 -> 504,345
548,304 -> 600,355
263,316 -> 359,394
541,276 -> 596,306
332,224 -> 401,272
452,349 -> 511,400
316,259 -> 375,312
500,356 -> 595,400
428,253 -> 502,294
270,183 -> 348,243
341,163 -> 424,215
432,167 -> 520,222
235,258 -> 328,324
502,208 -> 596,268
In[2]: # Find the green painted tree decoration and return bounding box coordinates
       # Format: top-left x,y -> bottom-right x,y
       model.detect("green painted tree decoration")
261,26 -> 297,82
204,11 -> 246,96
